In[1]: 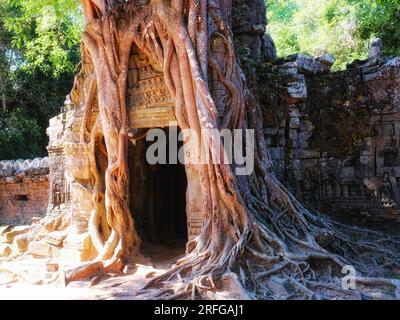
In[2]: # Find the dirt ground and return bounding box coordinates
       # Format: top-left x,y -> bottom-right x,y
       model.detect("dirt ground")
0,241 -> 189,300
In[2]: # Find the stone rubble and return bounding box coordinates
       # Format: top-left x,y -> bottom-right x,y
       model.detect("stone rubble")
265,40 -> 400,223
0,158 -> 49,225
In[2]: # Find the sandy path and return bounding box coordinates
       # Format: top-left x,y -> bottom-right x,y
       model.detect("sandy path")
0,242 -> 186,300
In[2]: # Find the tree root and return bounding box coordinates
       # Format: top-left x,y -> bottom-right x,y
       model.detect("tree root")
136,197 -> 400,300
69,0 -> 400,301
65,258 -> 125,284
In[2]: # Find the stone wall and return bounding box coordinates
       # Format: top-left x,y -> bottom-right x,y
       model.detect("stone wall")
45,37 -> 242,245
43,43 -> 202,260
232,0 -> 276,60
265,42 -> 400,221
0,158 -> 50,225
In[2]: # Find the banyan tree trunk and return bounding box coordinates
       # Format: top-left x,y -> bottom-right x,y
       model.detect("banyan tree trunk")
67,0 -> 400,299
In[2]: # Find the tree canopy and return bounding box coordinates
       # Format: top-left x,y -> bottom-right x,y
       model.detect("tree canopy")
266,0 -> 400,70
3,0 -> 82,76
1,0 -> 400,159
0,0 -> 82,159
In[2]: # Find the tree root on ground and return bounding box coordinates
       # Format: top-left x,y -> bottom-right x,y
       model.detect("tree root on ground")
61,0 -> 400,300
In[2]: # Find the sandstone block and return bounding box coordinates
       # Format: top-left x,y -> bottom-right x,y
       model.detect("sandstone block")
296,53 -> 332,74
0,244 -> 11,257
293,169 -> 303,181
264,127 -> 278,135
4,226 -> 31,244
279,66 -> 298,77
285,75 -> 307,103
298,130 -> 312,141
279,136 -> 286,147
289,129 -> 298,141
0,225 -> 12,237
293,159 -> 301,170
289,117 -> 300,129
288,107 -> 301,118
294,149 -> 320,159
317,53 -> 335,67
13,234 -> 32,253
341,166 -> 356,180
45,230 -> 67,247
60,233 -> 96,262
300,140 -> 309,149
300,120 -> 315,132
46,262 -> 59,272
31,217 -> 43,224
28,241 -> 59,258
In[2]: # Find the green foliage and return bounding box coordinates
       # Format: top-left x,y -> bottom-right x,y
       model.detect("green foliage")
265,0 -> 300,55
0,0 -> 82,160
266,0 -> 400,70
354,0 -> 400,57
0,108 -> 42,159
2,0 -> 83,76
0,65 -> 70,159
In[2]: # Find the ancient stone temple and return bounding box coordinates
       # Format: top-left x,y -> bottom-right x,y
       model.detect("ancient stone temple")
264,42 -> 400,225
0,158 -> 49,225
41,29 -> 244,260
44,45 -> 194,261
2,0 -> 400,300
2,38 -> 400,261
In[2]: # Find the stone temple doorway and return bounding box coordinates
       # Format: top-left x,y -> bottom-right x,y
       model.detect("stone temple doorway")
128,127 -> 188,266
124,45 -> 190,265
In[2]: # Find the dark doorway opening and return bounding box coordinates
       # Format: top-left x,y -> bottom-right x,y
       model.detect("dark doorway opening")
128,127 -> 187,265
146,158 -> 188,242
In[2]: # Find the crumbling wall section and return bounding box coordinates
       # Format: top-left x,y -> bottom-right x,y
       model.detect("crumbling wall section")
0,158 -> 50,225
264,44 -> 400,220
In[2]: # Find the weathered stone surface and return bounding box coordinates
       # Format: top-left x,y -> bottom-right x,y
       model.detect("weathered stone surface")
368,38 -> 384,60
0,225 -> 12,237
2,30 -> 397,268
0,244 -> 11,257
286,75 -> 307,103
60,233 -> 96,262
279,62 -> 298,77
45,230 -> 67,247
28,241 -> 60,258
318,53 -> 335,67
31,217 -> 43,225
0,158 -> 49,225
13,233 -> 32,253
265,42 -> 400,221
46,262 -> 59,272
0,158 -> 49,179
3,226 -> 31,244
292,53 -> 333,75
28,241 -> 51,257
263,33 -> 277,60
232,0 -> 270,59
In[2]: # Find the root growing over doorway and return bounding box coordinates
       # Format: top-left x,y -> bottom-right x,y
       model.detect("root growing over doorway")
66,0 -> 400,299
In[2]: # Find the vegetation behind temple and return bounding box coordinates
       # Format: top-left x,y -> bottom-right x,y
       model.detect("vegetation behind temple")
0,0 -> 82,159
267,0 -> 400,70
0,0 -> 400,159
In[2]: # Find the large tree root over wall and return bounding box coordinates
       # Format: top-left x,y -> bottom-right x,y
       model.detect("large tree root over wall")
68,0 -> 400,299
